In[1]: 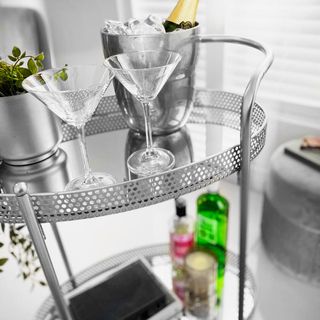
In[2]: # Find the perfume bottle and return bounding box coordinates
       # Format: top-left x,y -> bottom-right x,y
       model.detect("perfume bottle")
170,198 -> 194,302
195,184 -> 229,303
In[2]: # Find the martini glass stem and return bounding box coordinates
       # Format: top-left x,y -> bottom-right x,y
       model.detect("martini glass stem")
78,126 -> 93,182
142,101 -> 154,157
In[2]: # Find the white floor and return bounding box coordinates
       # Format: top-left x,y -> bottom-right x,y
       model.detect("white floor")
0,181 -> 320,320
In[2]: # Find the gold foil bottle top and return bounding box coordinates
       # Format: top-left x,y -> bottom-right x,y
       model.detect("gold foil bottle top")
166,0 -> 199,26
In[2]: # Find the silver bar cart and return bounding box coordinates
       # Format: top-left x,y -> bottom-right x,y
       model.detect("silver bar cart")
0,35 -> 273,320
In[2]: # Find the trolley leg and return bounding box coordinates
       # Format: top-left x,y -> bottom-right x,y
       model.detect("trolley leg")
14,182 -> 72,320
51,223 -> 76,289
239,160 -> 249,320
239,97 -> 252,320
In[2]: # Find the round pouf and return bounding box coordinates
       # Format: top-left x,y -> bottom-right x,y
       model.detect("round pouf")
261,140 -> 320,285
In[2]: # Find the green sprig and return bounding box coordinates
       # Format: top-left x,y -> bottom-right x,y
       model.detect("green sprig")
0,46 -> 45,97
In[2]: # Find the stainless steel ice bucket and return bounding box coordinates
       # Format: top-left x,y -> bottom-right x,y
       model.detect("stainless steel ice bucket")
101,25 -> 199,135
0,93 -> 62,165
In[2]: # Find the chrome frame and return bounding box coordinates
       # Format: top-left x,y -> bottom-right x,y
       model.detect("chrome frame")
2,35 -> 272,320
14,182 -> 72,320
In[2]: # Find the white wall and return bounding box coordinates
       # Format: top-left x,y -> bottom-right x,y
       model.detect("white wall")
0,0 -> 118,66
250,98 -> 320,192
43,0 -> 118,66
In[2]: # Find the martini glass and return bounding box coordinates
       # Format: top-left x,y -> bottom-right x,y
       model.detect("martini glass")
105,50 -> 181,177
22,65 -> 116,190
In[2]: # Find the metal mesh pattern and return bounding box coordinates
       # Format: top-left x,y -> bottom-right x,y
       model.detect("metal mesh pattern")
0,90 -> 266,224
35,244 -> 256,320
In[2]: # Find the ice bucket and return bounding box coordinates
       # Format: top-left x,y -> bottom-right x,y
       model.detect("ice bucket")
101,25 -> 199,135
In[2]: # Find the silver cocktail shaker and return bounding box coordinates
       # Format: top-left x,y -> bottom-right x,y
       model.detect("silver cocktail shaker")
0,93 -> 62,165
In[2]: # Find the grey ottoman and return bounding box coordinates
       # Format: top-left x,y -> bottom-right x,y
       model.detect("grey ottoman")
261,140 -> 320,285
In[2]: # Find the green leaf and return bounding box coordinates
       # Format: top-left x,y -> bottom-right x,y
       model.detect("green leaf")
15,79 -> 23,89
9,229 -> 17,238
34,266 -> 41,273
0,242 -> 3,248
8,55 -> 17,62
20,51 -> 26,59
0,258 -> 8,266
16,225 -> 25,231
39,281 -> 46,286
36,60 -> 43,69
35,52 -> 44,61
19,67 -> 32,77
12,46 -> 21,58
0,223 -> 5,233
27,58 -> 37,74
59,68 -> 68,81
0,269 -> 3,273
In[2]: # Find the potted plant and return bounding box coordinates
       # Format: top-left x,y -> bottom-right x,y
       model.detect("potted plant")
0,46 -> 63,287
0,46 -> 62,165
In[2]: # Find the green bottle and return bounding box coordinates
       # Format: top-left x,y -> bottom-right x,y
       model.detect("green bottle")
195,185 -> 229,303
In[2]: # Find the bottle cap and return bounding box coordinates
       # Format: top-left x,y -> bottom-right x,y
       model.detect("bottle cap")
175,197 -> 186,217
207,182 -> 219,193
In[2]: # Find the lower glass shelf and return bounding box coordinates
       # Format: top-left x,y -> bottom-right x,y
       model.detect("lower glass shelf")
36,244 -> 256,320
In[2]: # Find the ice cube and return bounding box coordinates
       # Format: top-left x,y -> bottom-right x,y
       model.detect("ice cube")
144,15 -> 165,33
129,22 -> 159,35
125,18 -> 143,35
126,16 -> 164,35
104,15 -> 165,35
104,20 -> 127,35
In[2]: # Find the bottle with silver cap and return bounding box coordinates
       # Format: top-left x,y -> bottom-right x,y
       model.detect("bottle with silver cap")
170,197 -> 194,302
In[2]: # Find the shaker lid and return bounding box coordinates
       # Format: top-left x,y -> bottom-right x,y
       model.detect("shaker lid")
175,197 -> 186,217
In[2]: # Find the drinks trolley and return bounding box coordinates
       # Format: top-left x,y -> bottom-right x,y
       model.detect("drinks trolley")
0,36 -> 273,320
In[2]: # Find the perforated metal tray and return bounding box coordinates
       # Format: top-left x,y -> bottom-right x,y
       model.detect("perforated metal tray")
0,89 -> 266,224
35,244 -> 256,320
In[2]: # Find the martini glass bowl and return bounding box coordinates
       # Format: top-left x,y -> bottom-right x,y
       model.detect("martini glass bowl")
22,65 -> 116,190
105,50 -> 181,177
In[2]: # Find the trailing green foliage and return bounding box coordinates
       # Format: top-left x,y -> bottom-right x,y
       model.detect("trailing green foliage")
0,223 -> 46,288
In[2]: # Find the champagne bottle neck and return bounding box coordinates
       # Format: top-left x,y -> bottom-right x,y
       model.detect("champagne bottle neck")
166,0 -> 199,25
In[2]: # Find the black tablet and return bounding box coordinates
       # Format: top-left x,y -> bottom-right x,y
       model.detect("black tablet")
67,257 -> 182,320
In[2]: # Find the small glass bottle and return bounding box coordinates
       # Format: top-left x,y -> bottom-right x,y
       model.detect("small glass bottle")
195,184 -> 229,304
185,249 -> 217,320
170,197 -> 194,302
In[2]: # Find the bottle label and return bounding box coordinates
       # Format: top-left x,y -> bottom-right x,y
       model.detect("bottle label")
170,233 -> 194,262
197,215 -> 218,245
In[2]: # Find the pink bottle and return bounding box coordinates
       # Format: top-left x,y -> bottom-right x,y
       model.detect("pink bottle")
170,198 -> 194,302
